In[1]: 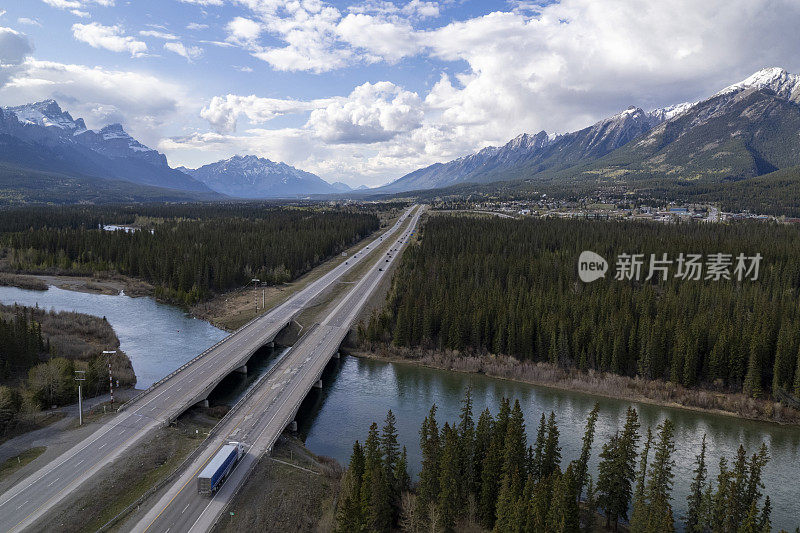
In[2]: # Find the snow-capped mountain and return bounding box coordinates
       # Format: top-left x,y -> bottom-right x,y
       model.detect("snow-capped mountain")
715,67 -> 800,102
181,155 -> 341,198
379,102 -> 691,193
5,99 -> 87,134
0,100 -> 211,193
379,67 -> 800,193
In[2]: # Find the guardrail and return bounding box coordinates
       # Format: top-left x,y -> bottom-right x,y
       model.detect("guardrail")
117,310 -> 270,413
116,207 -> 417,414
95,337 -> 310,533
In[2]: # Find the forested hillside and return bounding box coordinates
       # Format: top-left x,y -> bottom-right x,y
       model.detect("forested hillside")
362,215 -> 800,400
0,204 -> 380,305
336,391 -> 775,532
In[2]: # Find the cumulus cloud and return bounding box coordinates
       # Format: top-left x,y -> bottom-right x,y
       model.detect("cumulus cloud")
0,27 -> 34,87
224,17 -> 262,47
336,13 -> 418,62
164,41 -> 204,61
200,94 -> 333,133
307,81 -> 423,143
72,22 -> 147,57
0,58 -> 190,147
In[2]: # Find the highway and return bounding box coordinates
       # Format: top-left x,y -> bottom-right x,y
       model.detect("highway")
132,205 -> 423,533
0,205 -> 419,533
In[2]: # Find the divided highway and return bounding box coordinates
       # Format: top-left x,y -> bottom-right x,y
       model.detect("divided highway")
133,205 -> 423,533
0,205 -> 419,533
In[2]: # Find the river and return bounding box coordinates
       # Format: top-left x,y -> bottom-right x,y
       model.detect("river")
0,285 -> 797,529
0,285 -> 227,389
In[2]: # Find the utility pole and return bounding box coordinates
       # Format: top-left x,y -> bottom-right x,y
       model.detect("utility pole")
74,370 -> 85,426
102,350 -> 117,406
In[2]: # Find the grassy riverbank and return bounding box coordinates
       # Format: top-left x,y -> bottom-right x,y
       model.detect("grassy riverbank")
349,346 -> 800,426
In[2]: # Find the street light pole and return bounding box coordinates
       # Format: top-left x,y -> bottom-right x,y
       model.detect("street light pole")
102,350 -> 117,406
250,278 -> 260,312
74,370 -> 85,426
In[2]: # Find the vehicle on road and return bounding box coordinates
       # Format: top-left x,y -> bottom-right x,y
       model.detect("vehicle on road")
197,441 -> 245,495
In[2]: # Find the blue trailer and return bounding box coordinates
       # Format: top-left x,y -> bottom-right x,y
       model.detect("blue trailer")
197,442 -> 244,495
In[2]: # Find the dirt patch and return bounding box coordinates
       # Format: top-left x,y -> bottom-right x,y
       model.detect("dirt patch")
211,435 -> 342,533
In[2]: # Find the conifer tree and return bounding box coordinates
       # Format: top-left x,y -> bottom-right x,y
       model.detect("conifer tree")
630,427 -> 652,533
576,404 -> 600,502
438,423 -> 460,531
541,411 -> 562,479
336,441 -> 366,533
597,407 -> 640,531
418,405 -> 441,519
644,419 -> 676,532
685,434 -> 707,533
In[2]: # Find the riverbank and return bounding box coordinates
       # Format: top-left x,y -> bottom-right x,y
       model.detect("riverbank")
349,346 -> 800,426
0,271 -> 153,297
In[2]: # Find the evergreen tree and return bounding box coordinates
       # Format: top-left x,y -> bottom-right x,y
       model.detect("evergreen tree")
644,419 -> 676,532
576,404 -> 600,502
685,434 -> 708,533
541,411 -> 562,479
438,423 -> 460,531
336,441 -> 367,533
597,407 -> 640,531
630,427 -> 652,533
458,387 -> 476,503
418,405 -> 441,519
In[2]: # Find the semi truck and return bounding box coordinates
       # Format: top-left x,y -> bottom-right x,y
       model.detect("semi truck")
197,441 -> 245,495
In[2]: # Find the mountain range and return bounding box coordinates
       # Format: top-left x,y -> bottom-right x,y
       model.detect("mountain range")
378,67 -> 800,194
0,100 -> 353,203
178,155 -> 344,198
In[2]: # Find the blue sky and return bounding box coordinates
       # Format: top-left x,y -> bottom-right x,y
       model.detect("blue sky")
2,0 -> 800,186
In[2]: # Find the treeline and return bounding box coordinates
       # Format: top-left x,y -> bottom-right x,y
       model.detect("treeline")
336,390 -> 776,532
362,216 -> 800,400
2,206 -> 379,305
0,304 -> 134,435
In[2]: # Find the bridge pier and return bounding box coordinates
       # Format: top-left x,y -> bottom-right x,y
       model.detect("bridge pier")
234,365 -> 247,374
313,379 -> 322,389
267,341 -> 274,348
333,352 -> 340,360
288,420 -> 298,432
195,399 -> 209,408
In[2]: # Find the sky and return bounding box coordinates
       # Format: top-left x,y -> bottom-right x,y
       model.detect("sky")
2,1 -> 800,187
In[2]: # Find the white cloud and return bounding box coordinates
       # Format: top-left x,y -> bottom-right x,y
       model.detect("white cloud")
0,27 -> 34,86
42,0 -> 114,10
224,17 -> 262,46
72,22 -> 147,57
186,22 -> 209,30
307,81 -> 423,143
17,18 -> 42,27
139,29 -> 178,40
336,14 -> 418,62
71,9 -> 90,17
178,0 -> 224,5
200,93 -> 333,133
0,58 -> 190,147
164,41 -> 204,61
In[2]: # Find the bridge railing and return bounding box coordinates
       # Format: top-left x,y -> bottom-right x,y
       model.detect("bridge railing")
116,310 -> 270,413
95,335 -> 310,533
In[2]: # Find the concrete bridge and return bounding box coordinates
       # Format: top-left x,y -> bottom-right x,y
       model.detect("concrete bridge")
133,204 -> 424,533
0,205 -> 420,533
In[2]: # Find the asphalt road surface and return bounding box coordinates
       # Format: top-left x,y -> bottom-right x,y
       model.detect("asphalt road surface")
132,206 -> 423,533
0,205 -> 419,533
